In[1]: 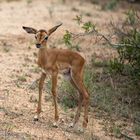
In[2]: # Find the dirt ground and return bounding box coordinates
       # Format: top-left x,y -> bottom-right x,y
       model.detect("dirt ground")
0,0 -> 139,140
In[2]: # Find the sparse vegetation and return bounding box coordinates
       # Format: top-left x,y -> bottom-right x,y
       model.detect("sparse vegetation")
63,30 -> 81,51
103,0 -> 118,11
82,21 -> 95,32
133,124 -> 140,136
58,80 -> 78,109
0,0 -> 140,140
90,0 -> 99,5
30,67 -> 40,73
3,47 -> 10,52
17,75 -> 27,82
112,125 -> 122,138
63,30 -> 72,47
26,0 -> 32,4
126,9 -> 137,25
109,9 -> 140,87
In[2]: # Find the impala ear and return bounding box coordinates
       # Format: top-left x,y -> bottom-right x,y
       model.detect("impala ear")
48,23 -> 62,36
22,26 -> 37,34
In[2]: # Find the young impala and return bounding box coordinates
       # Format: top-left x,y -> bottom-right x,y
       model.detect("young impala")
23,23 -> 89,130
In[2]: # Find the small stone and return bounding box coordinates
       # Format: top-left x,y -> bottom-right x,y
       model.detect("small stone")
69,122 -> 74,128
52,122 -> 58,128
34,115 -> 39,121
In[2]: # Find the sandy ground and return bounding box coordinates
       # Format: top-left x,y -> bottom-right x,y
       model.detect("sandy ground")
0,0 -> 139,140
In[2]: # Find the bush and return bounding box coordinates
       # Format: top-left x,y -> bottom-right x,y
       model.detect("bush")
109,9 -> 140,82
118,29 -> 140,77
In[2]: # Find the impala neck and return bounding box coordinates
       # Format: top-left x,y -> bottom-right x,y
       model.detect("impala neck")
38,44 -> 48,67
39,41 -> 48,49
39,45 -> 47,49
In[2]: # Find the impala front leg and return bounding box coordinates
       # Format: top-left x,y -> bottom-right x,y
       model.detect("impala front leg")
51,71 -> 59,127
34,72 -> 46,121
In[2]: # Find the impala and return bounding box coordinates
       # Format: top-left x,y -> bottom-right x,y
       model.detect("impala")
23,23 -> 89,130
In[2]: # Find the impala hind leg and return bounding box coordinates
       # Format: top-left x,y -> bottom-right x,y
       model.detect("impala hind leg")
34,73 -> 46,121
51,71 -> 59,127
71,71 -> 89,128
69,77 -> 83,128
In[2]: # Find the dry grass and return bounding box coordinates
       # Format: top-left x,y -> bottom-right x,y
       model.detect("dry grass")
0,0 -> 139,140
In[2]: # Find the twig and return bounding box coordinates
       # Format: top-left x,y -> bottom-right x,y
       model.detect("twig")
70,29 -> 133,48
109,75 -> 116,90
110,21 -> 129,37
121,132 -> 135,140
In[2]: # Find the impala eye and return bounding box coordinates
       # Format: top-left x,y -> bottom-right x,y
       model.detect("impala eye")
35,36 -> 37,39
45,36 -> 48,40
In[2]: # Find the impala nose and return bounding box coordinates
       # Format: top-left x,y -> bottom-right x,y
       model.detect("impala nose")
36,44 -> 41,48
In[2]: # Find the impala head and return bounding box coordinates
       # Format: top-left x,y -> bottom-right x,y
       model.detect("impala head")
22,23 -> 62,48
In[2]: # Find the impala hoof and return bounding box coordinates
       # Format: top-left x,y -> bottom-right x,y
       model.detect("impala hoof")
33,115 -> 39,121
67,123 -> 85,133
73,125 -> 85,134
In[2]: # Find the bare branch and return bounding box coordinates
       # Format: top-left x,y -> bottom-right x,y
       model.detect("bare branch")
70,29 -> 133,48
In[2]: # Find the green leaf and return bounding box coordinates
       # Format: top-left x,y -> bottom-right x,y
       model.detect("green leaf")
63,30 -> 72,47
82,21 -> 95,32
73,15 -> 83,25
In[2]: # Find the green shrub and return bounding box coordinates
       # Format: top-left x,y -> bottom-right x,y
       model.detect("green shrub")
82,21 -> 95,32
84,66 -> 95,93
109,9 -> 140,83
112,126 -> 122,138
109,58 -> 124,74
63,30 -> 72,47
58,80 -> 78,109
102,0 -> 119,11
112,29 -> 140,81
126,9 -> 137,25
73,15 -> 82,25
133,124 -> 140,136
90,0 -> 99,4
